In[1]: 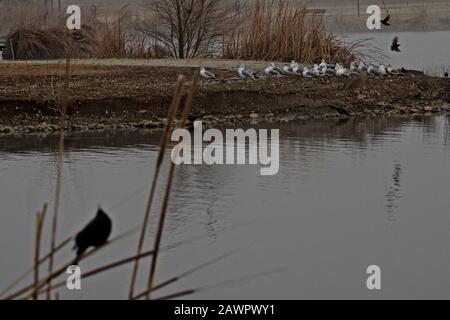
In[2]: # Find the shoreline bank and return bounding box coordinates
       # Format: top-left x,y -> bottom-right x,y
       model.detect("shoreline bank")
0,61 -> 449,134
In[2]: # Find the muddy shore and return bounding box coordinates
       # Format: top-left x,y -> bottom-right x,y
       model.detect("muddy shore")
0,60 -> 449,134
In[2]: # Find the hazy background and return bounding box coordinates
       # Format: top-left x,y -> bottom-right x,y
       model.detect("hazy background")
1,0 -> 449,35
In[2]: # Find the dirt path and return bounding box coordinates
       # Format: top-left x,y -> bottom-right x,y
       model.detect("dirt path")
0,58 -> 272,71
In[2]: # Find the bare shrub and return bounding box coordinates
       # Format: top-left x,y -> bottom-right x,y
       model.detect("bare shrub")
138,0 -> 234,58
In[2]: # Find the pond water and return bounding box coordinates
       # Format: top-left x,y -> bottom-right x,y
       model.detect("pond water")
1,114 -> 450,299
343,30 -> 450,76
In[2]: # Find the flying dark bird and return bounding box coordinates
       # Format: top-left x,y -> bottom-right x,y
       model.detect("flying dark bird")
381,14 -> 390,26
391,37 -> 401,52
73,208 -> 112,261
329,106 -> 351,117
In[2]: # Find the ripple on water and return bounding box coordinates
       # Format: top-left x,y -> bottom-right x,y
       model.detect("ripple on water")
1,115 -> 450,299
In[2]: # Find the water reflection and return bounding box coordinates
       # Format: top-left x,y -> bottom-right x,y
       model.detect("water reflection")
1,115 -> 450,299
385,161 -> 402,222
444,115 -> 450,146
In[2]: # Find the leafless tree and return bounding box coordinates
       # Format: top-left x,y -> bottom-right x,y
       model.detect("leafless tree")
139,0 -> 235,58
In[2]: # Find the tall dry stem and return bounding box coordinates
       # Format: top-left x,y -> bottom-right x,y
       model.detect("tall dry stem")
33,203 -> 47,300
47,44 -> 71,300
128,75 -> 187,299
145,70 -> 200,299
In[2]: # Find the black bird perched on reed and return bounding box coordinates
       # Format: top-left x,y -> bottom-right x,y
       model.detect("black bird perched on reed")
445,72 -> 448,78
329,106 -> 351,117
391,37 -> 401,52
381,14 -> 391,26
73,208 -> 112,262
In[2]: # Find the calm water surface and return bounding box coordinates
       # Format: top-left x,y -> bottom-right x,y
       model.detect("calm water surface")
344,31 -> 450,75
1,115 -> 450,299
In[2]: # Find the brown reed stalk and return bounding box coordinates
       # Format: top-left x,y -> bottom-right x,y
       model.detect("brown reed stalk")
145,70 -> 200,300
223,0 -> 359,64
31,248 -> 156,298
0,235 -> 73,299
43,235 -> 243,297
32,203 -> 47,300
128,75 -> 187,299
154,268 -> 284,300
47,40 -> 71,300
2,182 -> 159,298
24,221 -> 231,299
133,247 -> 242,300
6,218 -> 252,300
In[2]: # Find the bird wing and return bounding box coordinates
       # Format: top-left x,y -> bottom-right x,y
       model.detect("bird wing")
242,69 -> 253,78
392,37 -> 399,46
273,66 -> 284,74
205,70 -> 215,77
371,69 -> 381,75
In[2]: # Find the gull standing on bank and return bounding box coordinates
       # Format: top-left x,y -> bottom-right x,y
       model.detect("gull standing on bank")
358,61 -> 369,73
291,60 -> 304,75
368,65 -> 383,76
200,67 -> 216,79
272,63 -> 288,75
350,62 -> 361,74
313,64 -> 325,76
238,64 -> 256,80
264,63 -> 280,76
283,64 -> 295,75
378,64 -> 387,76
336,63 -> 350,77
321,64 -> 336,76
303,67 -> 317,78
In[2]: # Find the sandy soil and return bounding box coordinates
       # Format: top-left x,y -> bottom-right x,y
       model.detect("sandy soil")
0,59 -> 449,134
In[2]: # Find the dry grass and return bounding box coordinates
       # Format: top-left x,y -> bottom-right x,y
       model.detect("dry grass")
2,26 -> 97,60
33,204 -> 47,300
1,3 -> 162,60
145,71 -> 199,299
94,5 -> 161,59
1,1 -> 365,62
223,0 -> 358,64
46,52 -> 71,299
128,74 -> 187,299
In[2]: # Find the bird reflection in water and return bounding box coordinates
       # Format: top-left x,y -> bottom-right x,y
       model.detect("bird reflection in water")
385,161 -> 402,222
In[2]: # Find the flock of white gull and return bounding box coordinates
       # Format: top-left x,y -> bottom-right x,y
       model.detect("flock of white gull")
199,59 -> 399,80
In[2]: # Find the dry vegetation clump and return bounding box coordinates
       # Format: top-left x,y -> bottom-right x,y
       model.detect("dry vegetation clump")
1,0 -> 364,62
94,5 -> 164,59
2,26 -> 98,60
223,0 -> 357,64
1,2 -> 163,59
